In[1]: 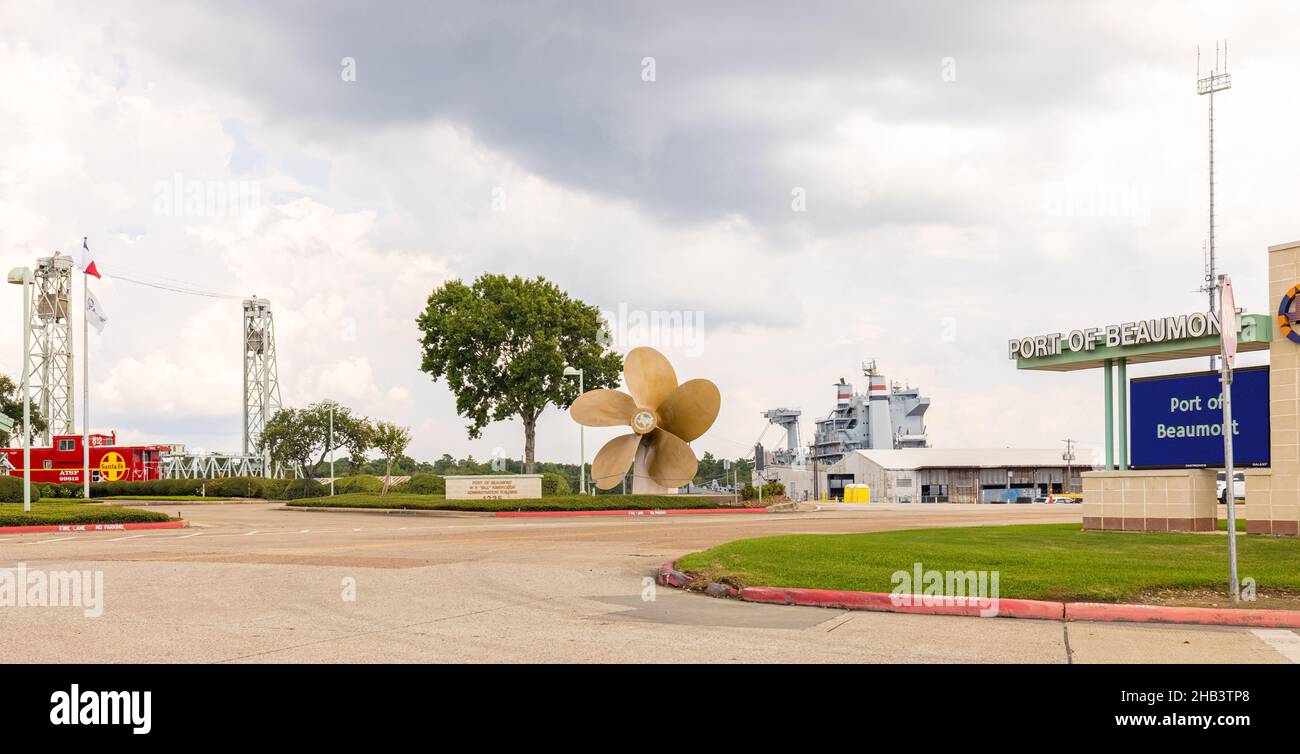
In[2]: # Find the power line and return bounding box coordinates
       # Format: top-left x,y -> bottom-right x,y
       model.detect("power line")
99,268 -> 245,300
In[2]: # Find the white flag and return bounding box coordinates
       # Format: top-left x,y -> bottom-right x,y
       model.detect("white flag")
86,289 -> 108,333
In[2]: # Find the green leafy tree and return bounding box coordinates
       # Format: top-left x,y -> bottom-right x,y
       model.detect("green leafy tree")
693,453 -> 752,489
416,274 -> 622,473
372,421 -> 412,496
259,402 -> 374,495
0,375 -> 46,448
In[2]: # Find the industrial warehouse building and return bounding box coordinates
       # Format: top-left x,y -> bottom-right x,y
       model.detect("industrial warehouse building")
818,448 -> 1089,503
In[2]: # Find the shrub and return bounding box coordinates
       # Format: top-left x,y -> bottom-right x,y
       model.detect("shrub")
740,481 -> 785,501
204,477 -> 268,498
392,473 -> 444,495
541,472 -> 571,496
330,475 -> 383,494
88,479 -> 204,497
0,475 -> 21,502
263,478 -> 328,500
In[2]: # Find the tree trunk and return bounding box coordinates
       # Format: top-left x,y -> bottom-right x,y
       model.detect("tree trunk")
382,458 -> 393,496
522,413 -> 536,474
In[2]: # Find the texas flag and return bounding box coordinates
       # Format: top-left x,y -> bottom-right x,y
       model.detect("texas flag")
80,236 -> 101,279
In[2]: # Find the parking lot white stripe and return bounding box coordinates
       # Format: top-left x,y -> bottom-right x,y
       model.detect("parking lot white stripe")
1251,629 -> 1300,663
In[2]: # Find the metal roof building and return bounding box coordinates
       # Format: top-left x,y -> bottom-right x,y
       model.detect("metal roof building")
819,448 -> 1093,504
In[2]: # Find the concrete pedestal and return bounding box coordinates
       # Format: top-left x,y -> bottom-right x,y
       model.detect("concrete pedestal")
1081,469 -> 1217,532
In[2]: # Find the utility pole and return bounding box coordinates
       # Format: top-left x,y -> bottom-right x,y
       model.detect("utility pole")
1061,438 -> 1077,494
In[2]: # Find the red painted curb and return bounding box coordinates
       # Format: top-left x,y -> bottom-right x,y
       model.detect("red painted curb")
495,508 -> 768,518
661,562 -> 1300,628
1065,602 -> 1300,629
0,520 -> 187,535
738,586 -> 1063,620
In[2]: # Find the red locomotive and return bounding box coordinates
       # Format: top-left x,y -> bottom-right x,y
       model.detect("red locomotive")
1,432 -> 170,484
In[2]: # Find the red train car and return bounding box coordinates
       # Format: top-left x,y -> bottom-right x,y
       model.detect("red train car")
1,433 -> 171,484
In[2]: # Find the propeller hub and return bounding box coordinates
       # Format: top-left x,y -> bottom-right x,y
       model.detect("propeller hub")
630,408 -> 657,435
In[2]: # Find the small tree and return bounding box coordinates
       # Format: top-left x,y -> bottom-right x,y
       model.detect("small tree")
372,421 -> 412,496
0,375 -> 47,447
259,402 -> 373,495
416,274 -> 622,473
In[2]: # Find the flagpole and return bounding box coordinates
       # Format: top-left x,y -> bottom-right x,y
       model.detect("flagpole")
82,237 -> 90,500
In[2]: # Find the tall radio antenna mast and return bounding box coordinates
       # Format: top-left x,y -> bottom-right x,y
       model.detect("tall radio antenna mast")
1197,41 -> 1231,369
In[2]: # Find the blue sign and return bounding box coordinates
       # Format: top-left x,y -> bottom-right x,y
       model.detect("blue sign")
1129,368 -> 1270,468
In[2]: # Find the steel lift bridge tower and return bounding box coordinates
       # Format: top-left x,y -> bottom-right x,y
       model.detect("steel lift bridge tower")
161,295 -> 288,480
242,296 -> 282,462
31,253 -> 76,444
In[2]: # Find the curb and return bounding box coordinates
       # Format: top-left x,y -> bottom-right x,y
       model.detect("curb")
659,561 -> 1300,629
738,585 -> 1063,621
280,506 -> 494,518
0,520 -> 188,535
1065,602 -> 1300,629
495,508 -> 769,518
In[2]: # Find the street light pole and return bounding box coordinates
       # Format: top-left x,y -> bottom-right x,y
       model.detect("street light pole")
1218,274 -> 1240,600
329,401 -> 335,497
563,366 -> 586,494
8,267 -> 33,512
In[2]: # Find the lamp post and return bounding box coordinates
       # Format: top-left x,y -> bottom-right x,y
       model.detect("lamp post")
562,366 -> 586,494
8,267 -> 33,512
328,400 -> 335,497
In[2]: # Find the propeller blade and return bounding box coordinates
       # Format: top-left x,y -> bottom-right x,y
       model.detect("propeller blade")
656,379 -> 721,442
624,346 -> 678,410
570,389 -> 637,427
591,433 -> 642,489
643,428 -> 698,489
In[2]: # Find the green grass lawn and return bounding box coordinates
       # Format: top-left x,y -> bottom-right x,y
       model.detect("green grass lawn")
1218,517 -> 1246,532
675,523 -> 1300,603
0,501 -> 174,527
288,492 -> 740,512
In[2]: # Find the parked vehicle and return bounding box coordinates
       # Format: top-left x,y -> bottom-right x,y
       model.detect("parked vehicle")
1216,471 -> 1245,503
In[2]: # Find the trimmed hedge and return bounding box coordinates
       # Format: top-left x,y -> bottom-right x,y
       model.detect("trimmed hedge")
204,476 -> 271,498
265,479 -> 329,500
541,472 -> 571,496
18,476 -> 329,501
0,502 -> 173,527
289,493 -> 742,512
392,473 -> 444,495
330,475 -> 383,494
88,479 -> 206,498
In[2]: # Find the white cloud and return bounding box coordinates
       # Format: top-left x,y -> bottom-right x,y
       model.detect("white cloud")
4,2 -> 1300,468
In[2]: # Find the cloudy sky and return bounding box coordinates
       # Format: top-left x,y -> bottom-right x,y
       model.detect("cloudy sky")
2,1 -> 1297,467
